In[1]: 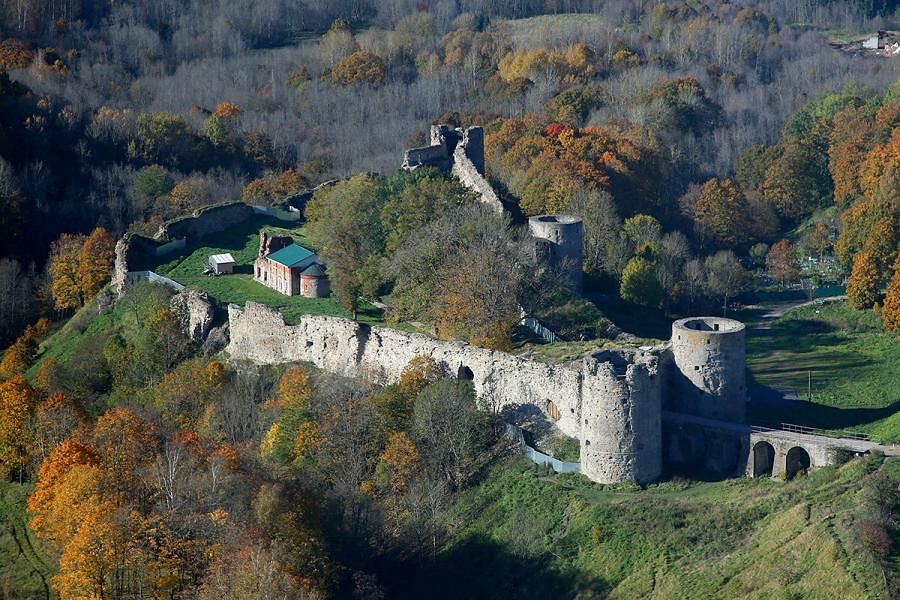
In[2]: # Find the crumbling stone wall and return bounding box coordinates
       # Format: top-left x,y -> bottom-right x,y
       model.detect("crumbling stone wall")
258,231 -> 293,258
112,232 -> 161,296
451,140 -> 503,212
114,202 -> 257,297
155,202 -> 255,241
403,125 -> 503,213
170,287 -> 215,343
226,302 -> 663,484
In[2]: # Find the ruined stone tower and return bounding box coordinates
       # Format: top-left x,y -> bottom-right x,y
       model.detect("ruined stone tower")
670,317 -> 747,422
402,124 -> 502,212
579,349 -> 662,484
528,215 -> 584,292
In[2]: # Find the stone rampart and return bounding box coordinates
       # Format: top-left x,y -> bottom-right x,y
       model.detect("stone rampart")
226,302 -> 664,483
227,302 -> 584,437
114,202 -> 257,297
403,124 -> 503,213
155,202 -> 255,241
452,142 -> 503,213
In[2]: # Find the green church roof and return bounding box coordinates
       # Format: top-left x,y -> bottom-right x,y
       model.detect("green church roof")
267,243 -> 315,267
301,263 -> 326,277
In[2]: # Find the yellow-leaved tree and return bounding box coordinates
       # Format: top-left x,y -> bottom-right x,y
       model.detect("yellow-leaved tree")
48,233 -> 85,310
28,438 -> 100,548
53,499 -> 126,600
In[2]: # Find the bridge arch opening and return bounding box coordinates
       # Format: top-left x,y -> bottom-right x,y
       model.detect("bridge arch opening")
752,441 -> 775,477
785,447 -> 811,480
457,365 -> 474,381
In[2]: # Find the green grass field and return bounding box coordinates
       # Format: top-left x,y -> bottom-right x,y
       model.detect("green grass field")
746,301 -> 900,443
146,215 -> 384,326
397,454 -> 898,599
0,482 -> 53,599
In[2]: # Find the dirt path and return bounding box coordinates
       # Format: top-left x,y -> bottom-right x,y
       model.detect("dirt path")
745,295 -> 847,330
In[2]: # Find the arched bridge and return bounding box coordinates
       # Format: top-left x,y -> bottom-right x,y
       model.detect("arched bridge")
663,411 -> 895,480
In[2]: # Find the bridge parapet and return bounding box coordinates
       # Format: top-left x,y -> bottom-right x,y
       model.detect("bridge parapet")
661,411 -> 884,480
748,428 -> 879,479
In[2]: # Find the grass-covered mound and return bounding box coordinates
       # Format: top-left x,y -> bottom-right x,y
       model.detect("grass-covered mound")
746,301 -> 900,442
405,454 -> 899,599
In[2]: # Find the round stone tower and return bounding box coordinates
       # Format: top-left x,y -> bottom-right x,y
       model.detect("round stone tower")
300,263 -> 329,298
579,349 -> 662,484
670,317 -> 746,423
528,215 -> 584,292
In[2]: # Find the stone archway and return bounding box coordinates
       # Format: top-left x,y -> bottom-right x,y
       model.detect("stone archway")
457,365 -> 474,381
752,441 -> 775,477
785,446 -> 811,480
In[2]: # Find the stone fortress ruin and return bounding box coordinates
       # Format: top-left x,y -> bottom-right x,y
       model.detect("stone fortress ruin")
226,305 -> 880,485
113,122 -> 883,486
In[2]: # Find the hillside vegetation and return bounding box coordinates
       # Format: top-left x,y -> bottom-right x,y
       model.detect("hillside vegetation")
417,454 -> 900,599
0,1 -> 898,598
747,301 -> 900,442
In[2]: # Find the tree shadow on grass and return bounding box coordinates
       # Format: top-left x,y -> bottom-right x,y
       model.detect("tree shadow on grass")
589,298 -> 673,340
747,321 -> 845,354
388,535 -> 609,600
749,382 -> 900,431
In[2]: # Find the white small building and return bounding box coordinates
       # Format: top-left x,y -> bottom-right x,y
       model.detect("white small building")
209,253 -> 236,275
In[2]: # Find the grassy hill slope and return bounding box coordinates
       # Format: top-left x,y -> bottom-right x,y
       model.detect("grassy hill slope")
747,301 -> 900,442
0,483 -> 52,600
412,455 -> 898,599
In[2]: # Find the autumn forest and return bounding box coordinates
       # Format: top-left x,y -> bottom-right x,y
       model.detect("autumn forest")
0,0 -> 899,598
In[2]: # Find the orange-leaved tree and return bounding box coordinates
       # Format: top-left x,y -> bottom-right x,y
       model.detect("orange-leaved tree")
882,261 -> 900,334
846,250 -> 880,310
28,438 -> 101,548
0,332 -> 36,376
0,318 -> 51,376
0,374 -> 37,479
766,240 -> 799,288
53,498 -> 127,600
271,169 -> 310,198
399,356 -> 441,397
694,178 -> 750,248
92,408 -> 157,504
32,463 -> 104,555
76,227 -> 116,302
275,366 -> 312,411
48,228 -> 116,311
331,50 -> 385,86
378,431 -> 419,496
